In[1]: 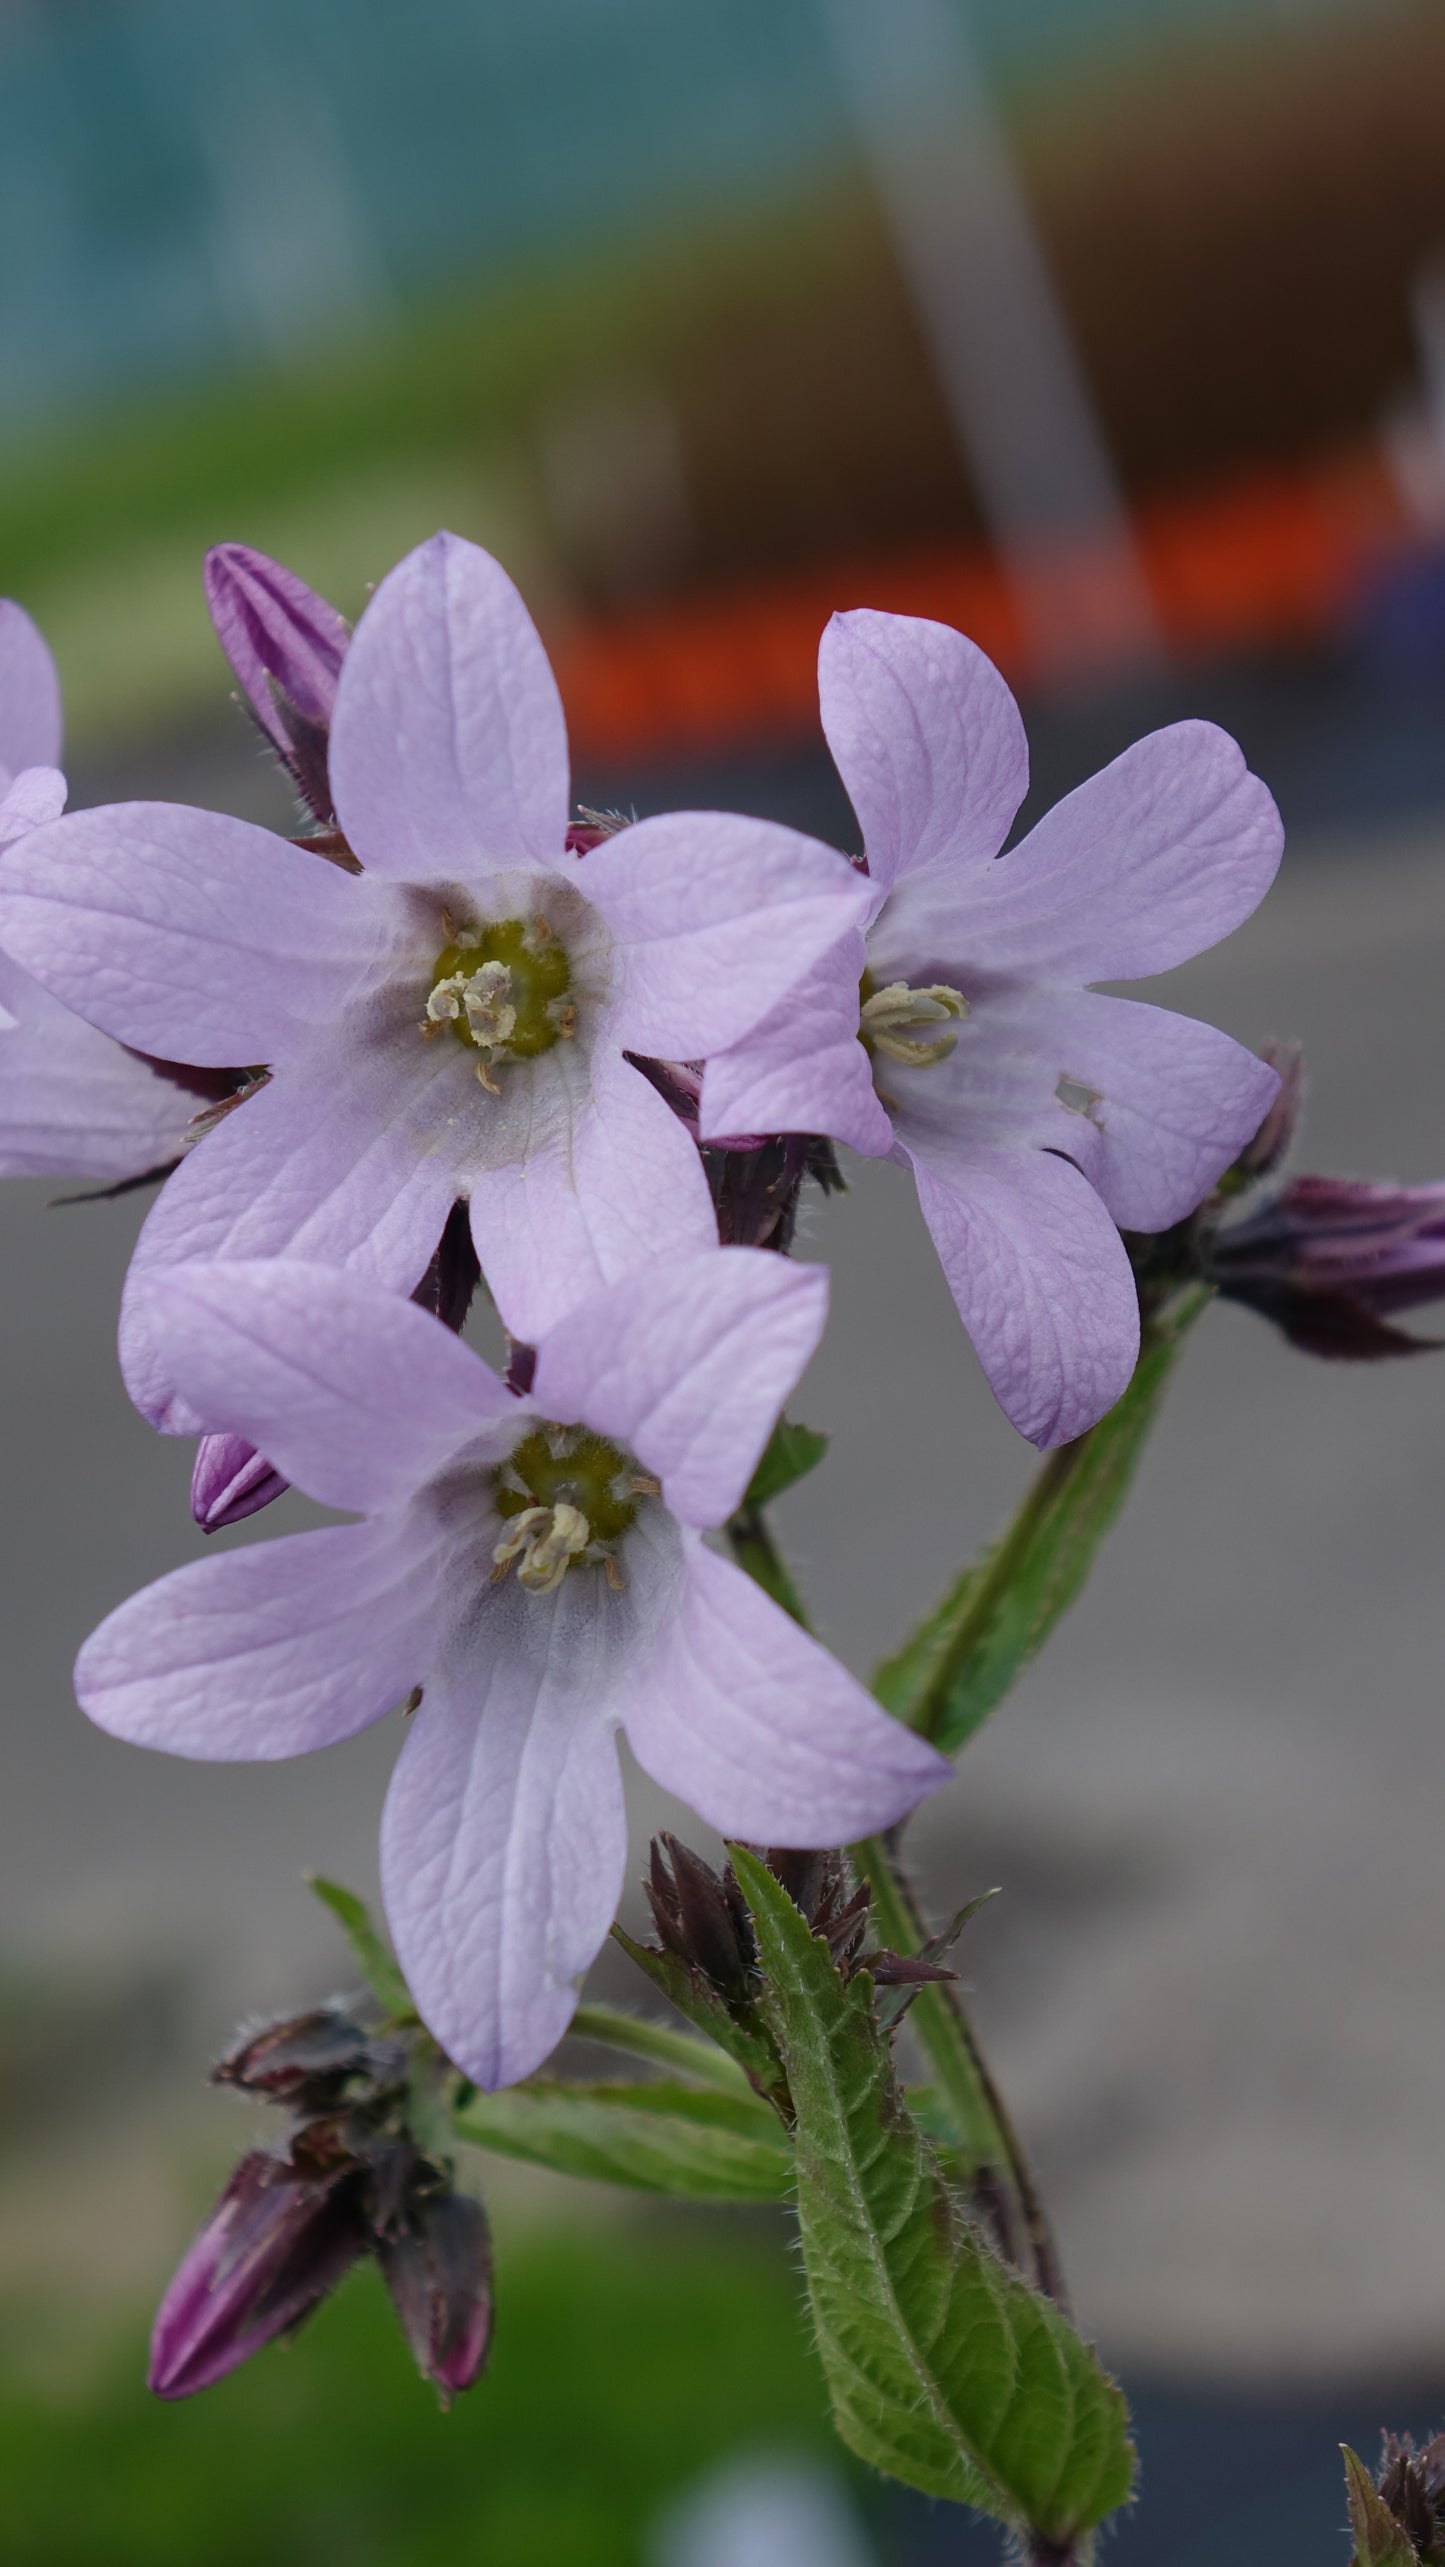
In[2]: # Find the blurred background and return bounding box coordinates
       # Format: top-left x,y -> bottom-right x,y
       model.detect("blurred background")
3,0 -> 1445,2558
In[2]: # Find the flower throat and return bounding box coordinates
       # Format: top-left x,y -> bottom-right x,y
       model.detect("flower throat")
425,914 -> 575,1092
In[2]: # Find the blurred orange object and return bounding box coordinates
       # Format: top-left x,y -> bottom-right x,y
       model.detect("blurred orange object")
553,443 -> 1411,768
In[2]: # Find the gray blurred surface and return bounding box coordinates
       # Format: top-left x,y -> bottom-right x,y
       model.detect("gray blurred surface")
3,719 -> 1445,2377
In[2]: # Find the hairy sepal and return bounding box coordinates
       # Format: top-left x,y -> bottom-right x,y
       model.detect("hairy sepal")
1341,2448 -> 1418,2567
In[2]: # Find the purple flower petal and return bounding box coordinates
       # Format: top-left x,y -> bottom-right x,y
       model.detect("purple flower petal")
532,1246 -> 828,1528
76,1518 -> 443,1760
0,601 -> 62,777
117,1059 -> 464,1430
902,1137 -> 1140,1446
0,765 -> 66,848
953,721 -> 1283,984
698,928 -> 891,1156
204,543 -> 350,746
327,532 -> 569,880
625,1531 -> 947,1841
134,1259 -> 517,1514
465,1042 -> 716,1344
0,803 -> 384,1064
380,1584 -> 632,2089
581,811 -> 872,1057
818,607 -> 1027,896
981,984 -> 1282,1231
0,946 -> 192,1182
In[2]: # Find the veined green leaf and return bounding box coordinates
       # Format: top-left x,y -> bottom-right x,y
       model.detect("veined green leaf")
874,1303 -> 1204,1753
745,1417 -> 829,1511
1342,2448 -> 1417,2566
732,1848 -> 1134,2542
307,1874 -> 412,2020
454,2076 -> 793,2200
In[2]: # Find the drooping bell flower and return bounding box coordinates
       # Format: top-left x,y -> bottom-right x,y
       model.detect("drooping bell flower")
0,533 -> 873,1434
76,1248 -> 946,2090
701,608 -> 1284,1446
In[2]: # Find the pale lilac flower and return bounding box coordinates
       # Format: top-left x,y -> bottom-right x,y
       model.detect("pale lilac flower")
0,601 -> 205,1183
1209,1173 -> 1445,1358
76,1250 -> 946,2088
204,542 -> 349,823
701,610 -> 1284,1446
0,534 -> 872,1432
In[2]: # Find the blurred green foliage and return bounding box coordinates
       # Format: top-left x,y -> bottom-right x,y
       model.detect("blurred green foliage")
0,2217 -> 832,2566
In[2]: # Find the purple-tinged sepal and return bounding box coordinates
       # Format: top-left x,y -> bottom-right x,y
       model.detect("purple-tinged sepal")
1208,1173 -> 1445,1358
204,544 -> 349,824
148,2143 -> 368,2398
191,1432 -> 290,1531
1229,1037 -> 1304,1183
375,2183 -> 493,2405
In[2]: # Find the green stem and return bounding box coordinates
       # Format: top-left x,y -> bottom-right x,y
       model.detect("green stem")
567,2001 -> 754,2096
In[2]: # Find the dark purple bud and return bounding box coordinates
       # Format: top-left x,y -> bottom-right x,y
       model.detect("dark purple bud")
191,1432 -> 291,1532
411,1199 -> 481,1337
204,544 -> 349,823
1376,2430 -> 1445,2554
564,805 -> 629,855
213,2006 -> 376,2106
149,2148 -> 367,2398
375,2186 -> 493,2404
1208,1173 -> 1445,1358
645,1834 -> 756,1998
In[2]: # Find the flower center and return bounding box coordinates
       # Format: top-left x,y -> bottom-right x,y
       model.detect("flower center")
424,914 -> 575,1092
858,974 -> 967,1070
491,1425 -> 659,1595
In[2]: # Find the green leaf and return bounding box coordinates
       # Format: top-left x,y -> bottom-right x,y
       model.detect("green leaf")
874,1306 -> 1202,1753
745,1418 -> 829,1511
453,2077 -> 793,2200
1342,2447 -> 1417,2566
307,1874 -> 412,2019
731,1847 -> 1134,2541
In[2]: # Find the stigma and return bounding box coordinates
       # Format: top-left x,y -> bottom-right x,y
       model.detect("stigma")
859,978 -> 967,1069
423,913 -> 575,1088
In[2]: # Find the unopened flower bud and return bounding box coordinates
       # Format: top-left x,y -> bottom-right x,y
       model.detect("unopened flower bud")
1376,2430 -> 1445,2556
375,2184 -> 493,2404
645,1834 -> 757,1998
1208,1173 -> 1445,1358
204,544 -> 350,823
213,2006 -> 381,2108
191,1432 -> 290,1532
148,2146 -> 368,2398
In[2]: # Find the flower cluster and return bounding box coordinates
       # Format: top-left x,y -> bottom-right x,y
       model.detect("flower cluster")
0,531 -> 1293,2099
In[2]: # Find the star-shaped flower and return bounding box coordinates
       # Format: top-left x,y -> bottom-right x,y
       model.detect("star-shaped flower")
0,601 -> 207,1183
701,609 -> 1284,1446
0,535 -> 871,1429
76,1250 -> 947,2088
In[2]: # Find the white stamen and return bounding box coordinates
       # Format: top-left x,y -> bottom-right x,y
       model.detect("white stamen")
462,958 -> 517,1050
492,1501 -> 592,1596
860,980 -> 967,1068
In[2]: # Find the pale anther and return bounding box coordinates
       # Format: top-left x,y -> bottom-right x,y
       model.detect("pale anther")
860,980 -> 968,1069
492,1502 -> 592,1596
